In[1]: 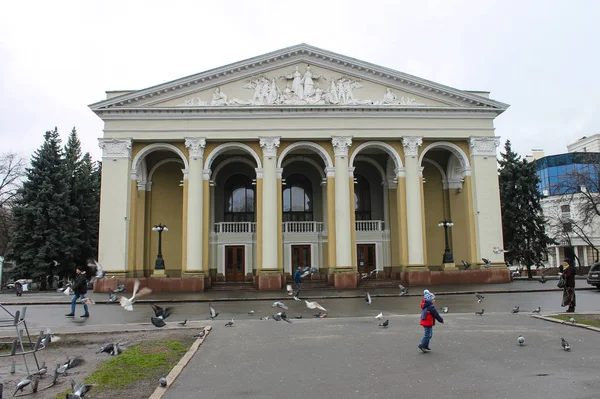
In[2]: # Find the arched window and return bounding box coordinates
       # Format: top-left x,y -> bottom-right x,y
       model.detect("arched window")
354,174 -> 371,220
224,174 -> 255,222
283,174 -> 313,222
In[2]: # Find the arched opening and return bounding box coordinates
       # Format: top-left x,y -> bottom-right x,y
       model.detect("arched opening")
354,174 -> 372,221
224,174 -> 255,222
283,174 -> 313,222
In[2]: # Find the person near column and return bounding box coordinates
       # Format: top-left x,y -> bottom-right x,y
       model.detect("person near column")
293,266 -> 303,300
559,258 -> 576,313
65,266 -> 90,318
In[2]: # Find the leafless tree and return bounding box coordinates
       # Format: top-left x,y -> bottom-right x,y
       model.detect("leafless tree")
0,152 -> 26,255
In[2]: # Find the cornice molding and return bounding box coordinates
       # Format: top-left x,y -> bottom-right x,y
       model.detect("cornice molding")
98,138 -> 132,160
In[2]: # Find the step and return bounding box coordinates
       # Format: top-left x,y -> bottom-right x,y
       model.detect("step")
209,282 -> 257,291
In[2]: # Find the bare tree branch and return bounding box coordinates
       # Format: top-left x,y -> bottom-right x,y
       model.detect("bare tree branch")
0,152 -> 26,209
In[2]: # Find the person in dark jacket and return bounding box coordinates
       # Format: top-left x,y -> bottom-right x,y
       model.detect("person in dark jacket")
559,258 -> 576,312
293,266 -> 303,299
65,266 -> 90,318
418,289 -> 444,352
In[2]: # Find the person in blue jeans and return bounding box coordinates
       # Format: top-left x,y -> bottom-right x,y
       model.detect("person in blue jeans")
293,266 -> 303,299
418,289 -> 444,352
65,266 -> 90,318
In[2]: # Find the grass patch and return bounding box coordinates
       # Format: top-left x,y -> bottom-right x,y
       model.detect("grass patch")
553,314 -> 600,328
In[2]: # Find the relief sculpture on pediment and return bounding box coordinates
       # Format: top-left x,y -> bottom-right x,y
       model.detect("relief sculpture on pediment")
177,64 -> 425,107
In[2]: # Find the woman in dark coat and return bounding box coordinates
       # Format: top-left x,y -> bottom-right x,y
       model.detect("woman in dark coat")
559,258 -> 576,313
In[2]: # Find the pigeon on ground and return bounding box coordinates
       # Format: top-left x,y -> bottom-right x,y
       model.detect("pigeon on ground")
462,260 -> 471,269
305,300 -> 327,313
441,306 -> 449,313
475,309 -> 484,315
482,258 -> 491,268
379,319 -> 389,328
272,312 -> 292,323
194,330 -> 206,338
375,312 -> 383,320
14,378 -> 32,396
151,317 -> 166,328
108,291 -> 117,303
151,304 -> 173,320
292,296 -> 301,301
114,280 -> 126,293
260,316 -> 270,320
569,317 -> 576,324
90,260 -> 105,283
533,306 -> 541,313
399,285 -> 408,296
225,319 -> 234,327
475,293 -> 485,303
286,284 -> 294,296
518,335 -> 525,346
208,303 -> 219,320
272,301 -> 288,310
120,280 -> 152,311
29,362 -> 47,377
178,320 -> 187,326
248,310 -> 255,315
365,292 -> 372,305
561,338 -> 571,351
313,311 -> 323,318
511,306 -> 520,314
96,343 -> 114,354
159,376 -> 167,388
539,274 -> 547,284
110,343 -> 122,356
67,377 -> 93,399
40,329 -> 61,348
57,357 -> 84,374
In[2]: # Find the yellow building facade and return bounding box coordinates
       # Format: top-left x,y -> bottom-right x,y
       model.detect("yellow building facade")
90,44 -> 511,291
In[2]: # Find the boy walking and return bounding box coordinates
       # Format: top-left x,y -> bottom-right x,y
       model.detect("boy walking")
418,289 -> 443,352
65,266 -> 90,318
293,266 -> 303,300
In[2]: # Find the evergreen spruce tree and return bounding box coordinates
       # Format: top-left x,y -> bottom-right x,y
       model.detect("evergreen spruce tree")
8,128 -> 81,288
499,140 -> 554,278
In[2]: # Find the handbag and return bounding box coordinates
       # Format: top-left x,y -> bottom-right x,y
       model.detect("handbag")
557,275 -> 566,289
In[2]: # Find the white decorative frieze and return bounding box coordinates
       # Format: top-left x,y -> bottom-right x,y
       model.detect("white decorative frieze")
176,64 -> 427,107
259,137 -> 280,158
332,136 -> 352,158
402,137 -> 423,158
184,137 -> 207,160
98,138 -> 132,160
470,136 -> 500,157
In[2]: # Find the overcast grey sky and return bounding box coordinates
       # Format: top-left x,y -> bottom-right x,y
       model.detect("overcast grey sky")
1,0 -> 598,163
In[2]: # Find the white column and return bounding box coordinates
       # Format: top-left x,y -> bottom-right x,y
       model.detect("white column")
259,137 -> 280,270
469,136 -> 503,265
555,246 -> 560,268
402,137 -> 425,265
583,245 -> 589,266
382,181 -> 390,231
321,179 -> 328,234
332,136 -> 353,268
184,137 -> 206,272
98,138 -> 133,273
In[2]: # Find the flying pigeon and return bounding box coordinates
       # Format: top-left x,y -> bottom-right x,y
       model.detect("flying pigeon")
293,296 -> 301,301
561,338 -> 571,351
441,306 -> 449,313
260,316 -> 270,320
120,280 -> 152,311
248,310 -> 255,315
475,309 -> 484,315
208,303 -> 219,320
82,297 -> 95,306
475,293 -> 485,303
272,312 -> 292,323
305,300 -> 327,312
300,267 -> 318,278
511,305 -> 520,314
151,317 -> 166,328
375,312 -> 383,320
225,319 -> 234,327
178,320 -> 187,326
272,301 -> 288,310
40,328 -> 61,349
67,377 -> 93,399
569,317 -> 576,324
517,335 -> 525,346
399,285 -> 408,296
462,260 -> 471,269
482,258 -> 491,268
360,273 -> 369,280
96,343 -> 114,354
286,284 -> 294,296
379,319 -> 389,328
57,357 -> 84,374
532,306 -> 541,313
194,330 -> 206,338
151,304 -> 173,320
365,292 -> 372,305
493,247 -> 510,254
159,376 -> 168,388
108,291 -> 117,303
114,280 -> 126,293
90,260 -> 105,283
14,378 -> 32,396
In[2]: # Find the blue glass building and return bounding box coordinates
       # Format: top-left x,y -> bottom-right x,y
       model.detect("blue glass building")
534,152 -> 600,196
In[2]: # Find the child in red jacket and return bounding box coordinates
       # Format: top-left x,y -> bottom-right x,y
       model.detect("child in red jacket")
419,289 -> 444,352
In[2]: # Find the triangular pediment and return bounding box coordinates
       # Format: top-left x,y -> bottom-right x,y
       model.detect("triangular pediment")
90,44 -> 508,112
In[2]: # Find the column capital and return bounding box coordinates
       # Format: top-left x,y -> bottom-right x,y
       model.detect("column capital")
276,168 -> 283,179
255,168 -> 264,179
348,167 -> 355,177
469,136 -> 500,157
202,169 -> 212,180
182,168 -> 189,180
395,167 -> 406,178
184,137 -> 207,160
401,136 -> 423,158
326,167 -> 336,178
98,138 -> 132,160
332,136 -> 352,157
259,136 -> 281,158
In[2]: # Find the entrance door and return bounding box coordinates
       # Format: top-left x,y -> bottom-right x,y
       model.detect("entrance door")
291,245 -> 311,273
357,244 -> 376,274
225,245 -> 245,282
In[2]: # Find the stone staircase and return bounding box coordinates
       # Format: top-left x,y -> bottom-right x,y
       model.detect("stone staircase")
358,278 -> 403,288
209,282 -> 256,291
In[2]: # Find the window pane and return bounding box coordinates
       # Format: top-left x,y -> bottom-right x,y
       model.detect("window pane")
291,186 -> 305,211
283,189 -> 291,212
246,189 -> 255,211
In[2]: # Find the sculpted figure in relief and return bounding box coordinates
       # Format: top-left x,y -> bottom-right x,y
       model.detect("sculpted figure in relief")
301,66 -> 322,99
283,66 -> 304,100
211,87 -> 228,106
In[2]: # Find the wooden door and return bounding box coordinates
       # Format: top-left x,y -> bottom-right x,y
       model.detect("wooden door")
291,245 -> 311,272
357,244 -> 376,274
225,245 -> 245,282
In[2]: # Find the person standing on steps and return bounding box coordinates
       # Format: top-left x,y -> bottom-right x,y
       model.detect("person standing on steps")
559,258 -> 576,313
65,266 -> 90,318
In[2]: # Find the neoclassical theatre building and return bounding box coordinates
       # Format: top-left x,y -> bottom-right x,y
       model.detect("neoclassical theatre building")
90,44 -> 511,292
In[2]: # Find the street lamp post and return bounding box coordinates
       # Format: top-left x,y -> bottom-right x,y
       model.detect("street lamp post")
437,220 -> 454,264
152,223 -> 168,270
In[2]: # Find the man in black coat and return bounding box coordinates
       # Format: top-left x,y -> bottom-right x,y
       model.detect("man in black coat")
65,266 -> 90,318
